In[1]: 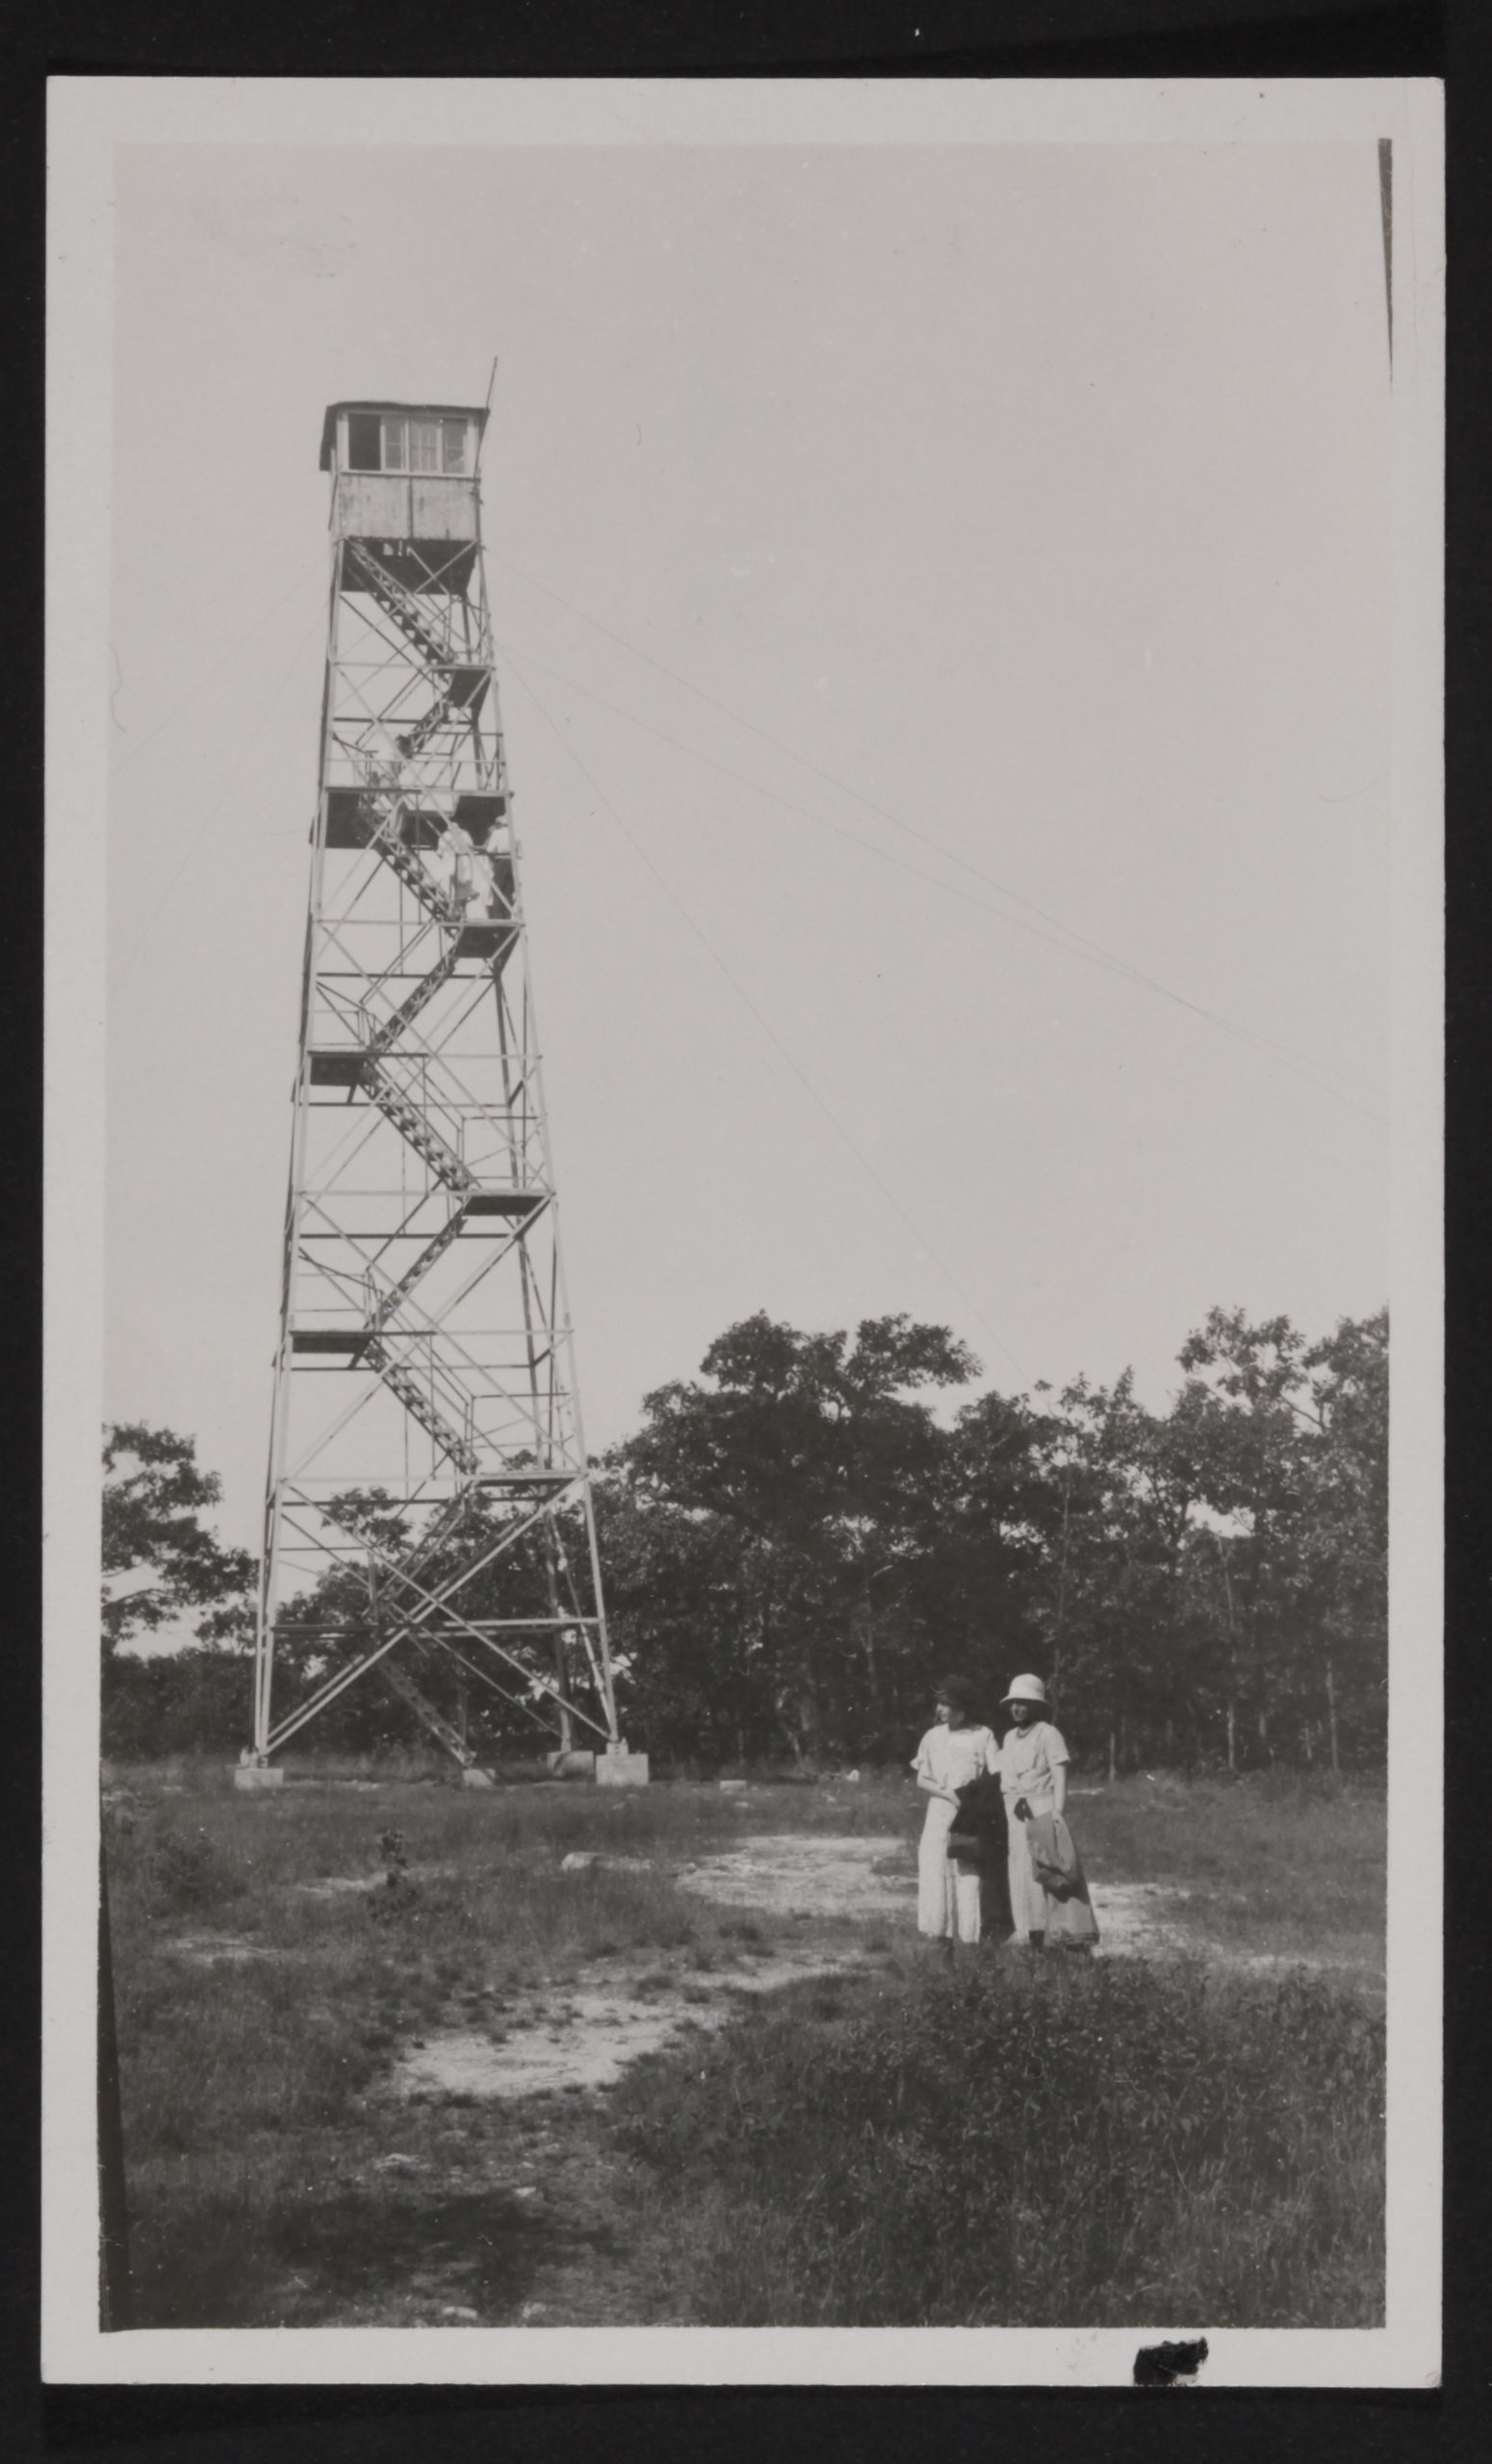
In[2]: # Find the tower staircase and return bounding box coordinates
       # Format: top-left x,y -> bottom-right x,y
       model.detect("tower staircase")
363,933 -> 465,1058
377,1651 -> 476,1764
345,539 -> 489,760
372,817 -> 461,923
345,537 -> 455,671
360,1062 -> 473,1192
365,1208 -> 470,1334
361,1334 -> 480,1476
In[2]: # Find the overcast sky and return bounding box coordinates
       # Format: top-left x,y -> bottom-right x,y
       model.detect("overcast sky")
106,138 -> 1392,1556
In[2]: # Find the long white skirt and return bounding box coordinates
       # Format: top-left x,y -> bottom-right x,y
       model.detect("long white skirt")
917,1796 -> 982,1941
1006,1803 -> 1099,1943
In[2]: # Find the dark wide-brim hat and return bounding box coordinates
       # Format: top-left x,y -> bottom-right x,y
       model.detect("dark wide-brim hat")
935,1676 -> 975,1713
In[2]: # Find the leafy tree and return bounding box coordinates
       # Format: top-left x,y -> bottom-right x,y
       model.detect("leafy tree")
919,1386 -> 1066,1711
1013,1372 -> 1202,1775
595,1480 -> 786,1765
101,1424 -> 256,1657
1297,1312 -> 1389,1769
611,1313 -> 983,1759
1159,1309 -> 1387,1771
101,1303 -> 1388,1774
102,1648 -> 256,1758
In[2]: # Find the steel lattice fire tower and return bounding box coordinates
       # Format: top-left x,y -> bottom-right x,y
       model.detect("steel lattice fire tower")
243,400 -> 643,1785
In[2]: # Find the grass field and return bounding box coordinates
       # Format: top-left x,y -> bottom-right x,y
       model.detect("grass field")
102,1759 -> 1385,2329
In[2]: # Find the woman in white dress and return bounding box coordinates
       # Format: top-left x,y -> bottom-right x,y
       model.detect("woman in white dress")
911,1678 -> 1000,1943
998,1673 -> 1099,1948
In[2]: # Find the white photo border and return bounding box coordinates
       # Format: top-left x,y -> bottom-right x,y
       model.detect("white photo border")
43,71 -> 1444,2389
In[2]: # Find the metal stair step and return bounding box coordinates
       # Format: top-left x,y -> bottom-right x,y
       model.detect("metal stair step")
363,1335 -> 480,1474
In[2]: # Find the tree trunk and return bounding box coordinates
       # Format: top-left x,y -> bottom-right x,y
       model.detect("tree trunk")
1107,1726 -> 1118,1784
552,1634 -> 573,1755
543,1547 -> 572,1754
1325,1653 -> 1340,1777
862,1585 -> 879,1728
1217,1537 -> 1241,1779
1051,1476 -> 1071,1692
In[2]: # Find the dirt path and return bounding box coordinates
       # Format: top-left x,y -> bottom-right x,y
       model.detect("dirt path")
383,1834 -> 1228,2118
678,1831 -> 916,1918
394,1939 -> 883,2101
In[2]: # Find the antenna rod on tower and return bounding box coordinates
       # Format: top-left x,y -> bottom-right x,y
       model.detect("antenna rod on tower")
476,358 -> 499,469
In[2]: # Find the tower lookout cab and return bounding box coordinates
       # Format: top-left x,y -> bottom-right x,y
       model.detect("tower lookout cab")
321,401 -> 485,575
243,400 -> 645,1787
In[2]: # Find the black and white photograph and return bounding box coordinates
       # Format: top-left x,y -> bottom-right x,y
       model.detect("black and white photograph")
43,76 -> 1443,2387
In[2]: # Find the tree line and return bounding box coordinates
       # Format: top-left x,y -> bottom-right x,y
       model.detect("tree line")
102,1303 -> 1387,1774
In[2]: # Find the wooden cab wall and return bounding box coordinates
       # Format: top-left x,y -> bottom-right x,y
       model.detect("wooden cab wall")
333,471 -> 478,546
322,402 -> 487,550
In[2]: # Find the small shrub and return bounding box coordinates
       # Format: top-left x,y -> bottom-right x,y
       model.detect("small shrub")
139,1826 -> 241,1917
367,1886 -> 421,1926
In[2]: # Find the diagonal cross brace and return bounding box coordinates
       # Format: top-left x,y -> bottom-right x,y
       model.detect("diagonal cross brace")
317,1494 -> 612,1740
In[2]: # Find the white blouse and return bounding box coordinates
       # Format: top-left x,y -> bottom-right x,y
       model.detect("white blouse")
999,1719 -> 1069,1803
912,1723 -> 1000,1793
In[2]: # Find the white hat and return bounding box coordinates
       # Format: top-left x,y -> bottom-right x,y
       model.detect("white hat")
1000,1673 -> 1049,1708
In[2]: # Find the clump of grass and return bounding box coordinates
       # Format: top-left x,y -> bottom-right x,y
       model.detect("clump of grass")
613,1956 -> 1383,2328
1074,1773 -> 1385,1965
136,1822 -> 245,1919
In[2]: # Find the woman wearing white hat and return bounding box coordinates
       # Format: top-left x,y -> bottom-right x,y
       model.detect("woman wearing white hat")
999,1675 -> 1098,1948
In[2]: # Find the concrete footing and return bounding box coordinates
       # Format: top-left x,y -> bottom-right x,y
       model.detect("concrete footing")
460,1766 -> 495,1789
546,1748 -> 598,1779
233,1765 -> 285,1791
595,1741 -> 650,1787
